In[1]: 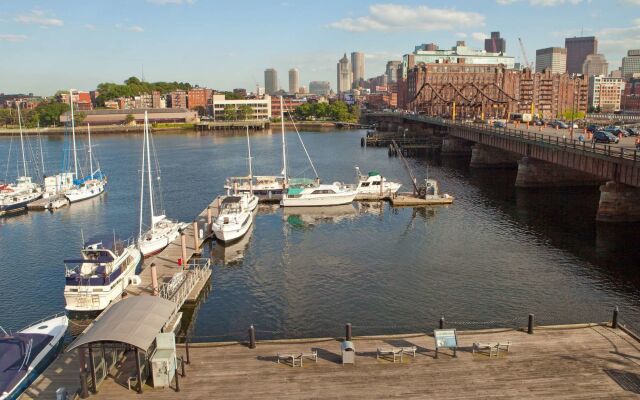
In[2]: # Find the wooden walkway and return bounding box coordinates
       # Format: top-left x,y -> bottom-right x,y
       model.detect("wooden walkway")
83,324 -> 640,399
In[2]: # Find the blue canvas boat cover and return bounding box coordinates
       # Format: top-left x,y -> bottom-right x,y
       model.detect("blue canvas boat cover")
0,333 -> 53,396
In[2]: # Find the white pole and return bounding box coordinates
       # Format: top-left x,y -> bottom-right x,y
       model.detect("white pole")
144,112 -> 155,225
246,126 -> 253,194
69,90 -> 78,178
280,96 -> 287,181
138,114 -> 146,240
16,103 -> 28,177
38,121 -> 45,176
87,124 -> 94,179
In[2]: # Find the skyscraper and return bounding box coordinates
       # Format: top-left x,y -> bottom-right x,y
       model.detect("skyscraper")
351,52 -> 365,89
582,54 -> 608,77
386,61 -> 402,83
535,47 -> 567,74
484,32 -> 506,53
565,36 -> 598,74
337,54 -> 352,93
288,68 -> 299,94
264,68 -> 278,95
622,50 -> 640,79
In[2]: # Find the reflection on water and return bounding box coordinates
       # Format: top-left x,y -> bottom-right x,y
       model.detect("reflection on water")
2,130 -> 640,339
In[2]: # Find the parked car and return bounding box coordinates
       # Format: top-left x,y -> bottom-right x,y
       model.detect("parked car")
624,127 -> 638,136
604,127 -> 628,137
533,119 -> 545,126
586,124 -> 600,133
593,131 -> 620,144
493,121 -> 506,128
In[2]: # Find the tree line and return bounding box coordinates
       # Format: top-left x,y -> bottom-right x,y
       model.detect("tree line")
94,77 -> 193,106
293,101 -> 359,122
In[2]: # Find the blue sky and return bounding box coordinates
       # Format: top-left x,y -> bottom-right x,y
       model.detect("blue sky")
1,0 -> 639,95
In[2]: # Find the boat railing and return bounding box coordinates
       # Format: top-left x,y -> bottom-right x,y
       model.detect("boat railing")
18,338 -> 33,370
159,258 -> 211,310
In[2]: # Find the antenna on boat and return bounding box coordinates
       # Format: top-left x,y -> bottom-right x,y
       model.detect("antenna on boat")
80,229 -> 85,246
37,121 -> 45,178
280,96 -> 287,181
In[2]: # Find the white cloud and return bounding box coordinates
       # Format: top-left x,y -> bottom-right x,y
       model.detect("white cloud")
15,10 -> 63,27
471,32 -> 488,41
456,32 -> 468,38
116,24 -> 144,32
328,4 -> 485,32
597,18 -> 640,56
497,0 -> 584,5
146,0 -> 195,4
620,0 -> 640,4
0,34 -> 28,42
84,24 -> 96,31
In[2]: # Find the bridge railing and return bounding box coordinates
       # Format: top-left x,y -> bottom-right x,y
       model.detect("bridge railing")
378,113 -> 640,163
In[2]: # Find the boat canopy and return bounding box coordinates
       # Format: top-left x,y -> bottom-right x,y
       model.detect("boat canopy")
221,196 -> 242,204
63,254 -> 114,264
289,178 -> 316,187
0,332 -> 54,395
287,187 -> 305,196
368,171 -> 380,177
74,169 -> 104,186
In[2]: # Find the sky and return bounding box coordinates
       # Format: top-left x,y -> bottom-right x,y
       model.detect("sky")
1,0 -> 639,96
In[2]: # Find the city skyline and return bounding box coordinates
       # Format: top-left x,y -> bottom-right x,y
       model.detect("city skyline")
1,0 -> 639,95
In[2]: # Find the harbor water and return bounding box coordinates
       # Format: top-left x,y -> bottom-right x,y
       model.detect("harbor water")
1,129 -> 640,339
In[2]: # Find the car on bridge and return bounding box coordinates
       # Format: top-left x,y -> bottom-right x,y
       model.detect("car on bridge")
593,131 -> 620,144
549,120 -> 569,129
493,121 -> 507,128
625,127 -> 639,136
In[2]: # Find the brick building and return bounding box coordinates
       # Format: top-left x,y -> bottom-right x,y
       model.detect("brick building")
400,62 -> 587,119
621,78 -> 640,113
187,88 -> 213,110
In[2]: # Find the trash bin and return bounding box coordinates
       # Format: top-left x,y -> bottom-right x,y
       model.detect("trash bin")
341,340 -> 355,365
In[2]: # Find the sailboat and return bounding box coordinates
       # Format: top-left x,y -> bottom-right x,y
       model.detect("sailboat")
212,127 -> 259,242
0,103 -> 43,215
64,90 -> 107,203
137,111 -> 187,257
279,96 -> 358,207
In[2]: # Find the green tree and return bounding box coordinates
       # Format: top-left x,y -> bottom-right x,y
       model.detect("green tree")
237,105 -> 253,120
32,101 -> 69,127
124,114 -> 135,125
223,105 -> 237,121
562,109 -> 585,121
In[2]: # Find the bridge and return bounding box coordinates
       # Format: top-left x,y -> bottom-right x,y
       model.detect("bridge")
365,112 -> 640,222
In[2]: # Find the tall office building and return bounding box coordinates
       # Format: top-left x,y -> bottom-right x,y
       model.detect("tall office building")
386,61 -> 402,83
288,68 -> 299,94
351,52 -> 365,89
622,50 -> 640,79
535,47 -> 567,74
337,54 -> 353,93
565,36 -> 598,74
264,68 -> 278,95
484,32 -> 506,53
582,54 -> 608,77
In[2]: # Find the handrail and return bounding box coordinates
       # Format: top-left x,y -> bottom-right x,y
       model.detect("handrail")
18,338 -> 33,371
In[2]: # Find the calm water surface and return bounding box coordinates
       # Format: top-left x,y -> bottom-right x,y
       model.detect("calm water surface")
1,129 -> 639,339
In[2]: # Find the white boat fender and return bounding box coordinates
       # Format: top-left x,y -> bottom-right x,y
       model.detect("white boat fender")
129,275 -> 142,286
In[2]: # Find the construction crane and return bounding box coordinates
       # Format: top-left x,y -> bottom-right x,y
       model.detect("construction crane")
518,38 -> 533,70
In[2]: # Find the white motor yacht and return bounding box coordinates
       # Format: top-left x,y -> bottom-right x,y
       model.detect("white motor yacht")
224,175 -> 286,202
63,237 -> 142,312
137,112 -> 186,257
355,167 -> 402,199
0,314 -> 68,400
211,194 -> 258,242
281,178 -> 357,207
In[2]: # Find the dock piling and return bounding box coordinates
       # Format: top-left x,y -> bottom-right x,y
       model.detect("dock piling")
88,345 -> 97,394
150,263 -> 158,296
207,207 -> 212,236
248,325 -> 256,349
181,356 -> 186,377
174,363 -> 180,392
79,371 -> 89,399
185,339 -> 191,364
346,323 -> 352,341
612,306 -> 619,329
180,231 -> 187,268
528,314 -> 535,334
192,221 -> 199,252
439,316 -> 445,330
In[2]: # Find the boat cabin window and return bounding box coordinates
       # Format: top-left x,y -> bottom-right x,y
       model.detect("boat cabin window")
372,181 -> 381,185
311,190 -> 336,194
361,183 -> 370,187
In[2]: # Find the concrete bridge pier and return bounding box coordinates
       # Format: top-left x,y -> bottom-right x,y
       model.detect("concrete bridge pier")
441,136 -> 473,156
597,181 -> 640,222
515,157 -> 604,188
469,144 -> 519,169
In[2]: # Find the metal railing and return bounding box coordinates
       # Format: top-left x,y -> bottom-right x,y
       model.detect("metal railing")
159,258 -> 211,309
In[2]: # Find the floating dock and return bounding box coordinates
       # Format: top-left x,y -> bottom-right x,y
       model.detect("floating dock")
27,323 -> 640,399
27,194 -> 69,211
390,193 -> 454,207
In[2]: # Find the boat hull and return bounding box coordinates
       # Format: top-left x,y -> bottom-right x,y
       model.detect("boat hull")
138,224 -> 182,257
281,190 -> 357,207
65,182 -> 105,203
212,213 -> 254,243
0,194 -> 42,216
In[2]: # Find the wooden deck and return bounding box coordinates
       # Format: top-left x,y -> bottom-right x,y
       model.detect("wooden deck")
81,324 -> 640,399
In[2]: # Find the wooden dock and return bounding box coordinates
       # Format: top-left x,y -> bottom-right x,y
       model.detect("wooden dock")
70,323 -> 640,399
390,193 -> 455,207
27,194 -> 69,210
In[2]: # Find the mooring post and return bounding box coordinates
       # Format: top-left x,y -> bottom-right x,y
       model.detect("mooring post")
612,306 -> 619,329
207,207 -> 213,236
88,345 -> 97,394
185,338 -> 191,364
248,325 -> 256,349
439,316 -> 445,330
135,347 -> 143,394
151,263 -> 159,296
346,323 -> 352,341
528,314 -> 534,334
79,371 -> 89,399
181,356 -> 186,377
192,221 -> 199,251
180,231 -> 187,268
174,363 -> 180,392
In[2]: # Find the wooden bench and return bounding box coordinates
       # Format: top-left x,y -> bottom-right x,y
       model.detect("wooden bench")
377,347 -> 403,363
277,353 -> 301,367
473,341 -> 511,358
400,346 -> 417,357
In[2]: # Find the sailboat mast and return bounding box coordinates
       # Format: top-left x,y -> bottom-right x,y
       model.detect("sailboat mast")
69,90 -> 78,178
38,121 -> 44,176
87,124 -> 94,178
280,96 -> 286,181
138,114 -> 146,239
144,112 -> 155,225
246,126 -> 253,193
16,103 -> 28,177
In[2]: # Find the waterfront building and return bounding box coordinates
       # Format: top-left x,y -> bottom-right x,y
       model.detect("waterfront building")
60,108 -> 198,125
401,41 -> 515,78
187,88 -> 213,110
211,94 -> 271,120
59,91 -> 93,111
233,88 -> 248,98
622,50 -> 640,79
167,90 -> 187,109
536,47 -> 567,74
309,81 -> 331,96
386,61 -> 402,83
152,91 -> 164,108
401,63 -> 587,119
337,54 -> 353,93
351,52 -> 365,89
271,96 -> 306,117
264,68 -> 278,95
588,75 -> 625,112
622,77 -> 640,112
288,68 -> 300,94
582,54 -> 609,77
134,93 -> 153,109
565,36 -> 598,74
484,32 -> 506,53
